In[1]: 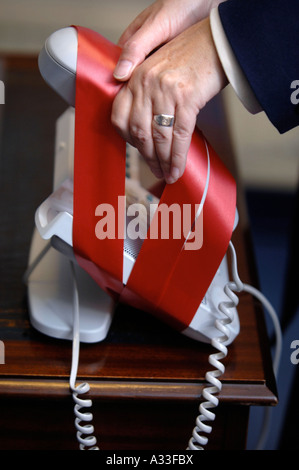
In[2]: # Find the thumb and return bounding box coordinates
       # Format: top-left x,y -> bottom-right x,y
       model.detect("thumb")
113,22 -> 167,81
113,40 -> 146,81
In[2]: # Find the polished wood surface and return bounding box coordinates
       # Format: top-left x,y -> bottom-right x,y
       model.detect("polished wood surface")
0,56 -> 277,450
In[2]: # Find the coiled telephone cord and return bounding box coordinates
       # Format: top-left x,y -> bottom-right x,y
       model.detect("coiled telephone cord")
187,241 -> 282,450
69,261 -> 99,450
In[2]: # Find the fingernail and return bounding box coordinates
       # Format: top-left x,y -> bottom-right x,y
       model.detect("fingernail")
165,167 -> 180,184
171,167 -> 180,181
165,175 -> 176,184
113,60 -> 133,79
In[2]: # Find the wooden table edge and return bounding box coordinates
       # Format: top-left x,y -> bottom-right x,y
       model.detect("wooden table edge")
0,377 -> 278,406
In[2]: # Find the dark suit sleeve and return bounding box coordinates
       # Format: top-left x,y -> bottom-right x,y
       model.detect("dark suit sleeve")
218,0 -> 299,133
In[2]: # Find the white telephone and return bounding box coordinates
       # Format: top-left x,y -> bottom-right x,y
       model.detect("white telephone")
25,26 -> 281,451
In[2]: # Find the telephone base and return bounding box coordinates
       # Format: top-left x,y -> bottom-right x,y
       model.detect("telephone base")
27,228 -> 114,343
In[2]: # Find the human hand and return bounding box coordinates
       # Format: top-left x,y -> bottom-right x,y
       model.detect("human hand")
113,0 -> 225,81
111,18 -> 227,184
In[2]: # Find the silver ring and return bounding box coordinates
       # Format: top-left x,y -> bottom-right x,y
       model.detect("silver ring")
153,114 -> 175,127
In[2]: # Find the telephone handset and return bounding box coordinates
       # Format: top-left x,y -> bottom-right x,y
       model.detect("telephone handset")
25,27 -> 281,451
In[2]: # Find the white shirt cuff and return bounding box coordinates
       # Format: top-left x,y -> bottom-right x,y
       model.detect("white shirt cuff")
210,7 -> 262,114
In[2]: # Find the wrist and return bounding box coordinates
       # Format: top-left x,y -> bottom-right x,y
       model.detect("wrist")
201,17 -> 228,97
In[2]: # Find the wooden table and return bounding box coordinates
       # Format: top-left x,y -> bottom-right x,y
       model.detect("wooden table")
0,56 -> 277,451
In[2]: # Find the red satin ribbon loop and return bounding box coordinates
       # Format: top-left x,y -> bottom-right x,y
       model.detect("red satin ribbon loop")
73,26 -> 236,332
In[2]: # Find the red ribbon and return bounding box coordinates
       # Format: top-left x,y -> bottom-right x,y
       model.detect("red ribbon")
73,26 -> 236,332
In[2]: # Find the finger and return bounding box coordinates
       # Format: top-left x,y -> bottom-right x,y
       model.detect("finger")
152,112 -> 175,183
169,108 -> 196,183
113,21 -> 168,81
111,84 -> 133,143
112,83 -> 163,179
128,93 -> 163,179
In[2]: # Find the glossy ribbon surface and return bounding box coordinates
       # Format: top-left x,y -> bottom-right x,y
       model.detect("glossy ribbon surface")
73,26 -> 236,331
